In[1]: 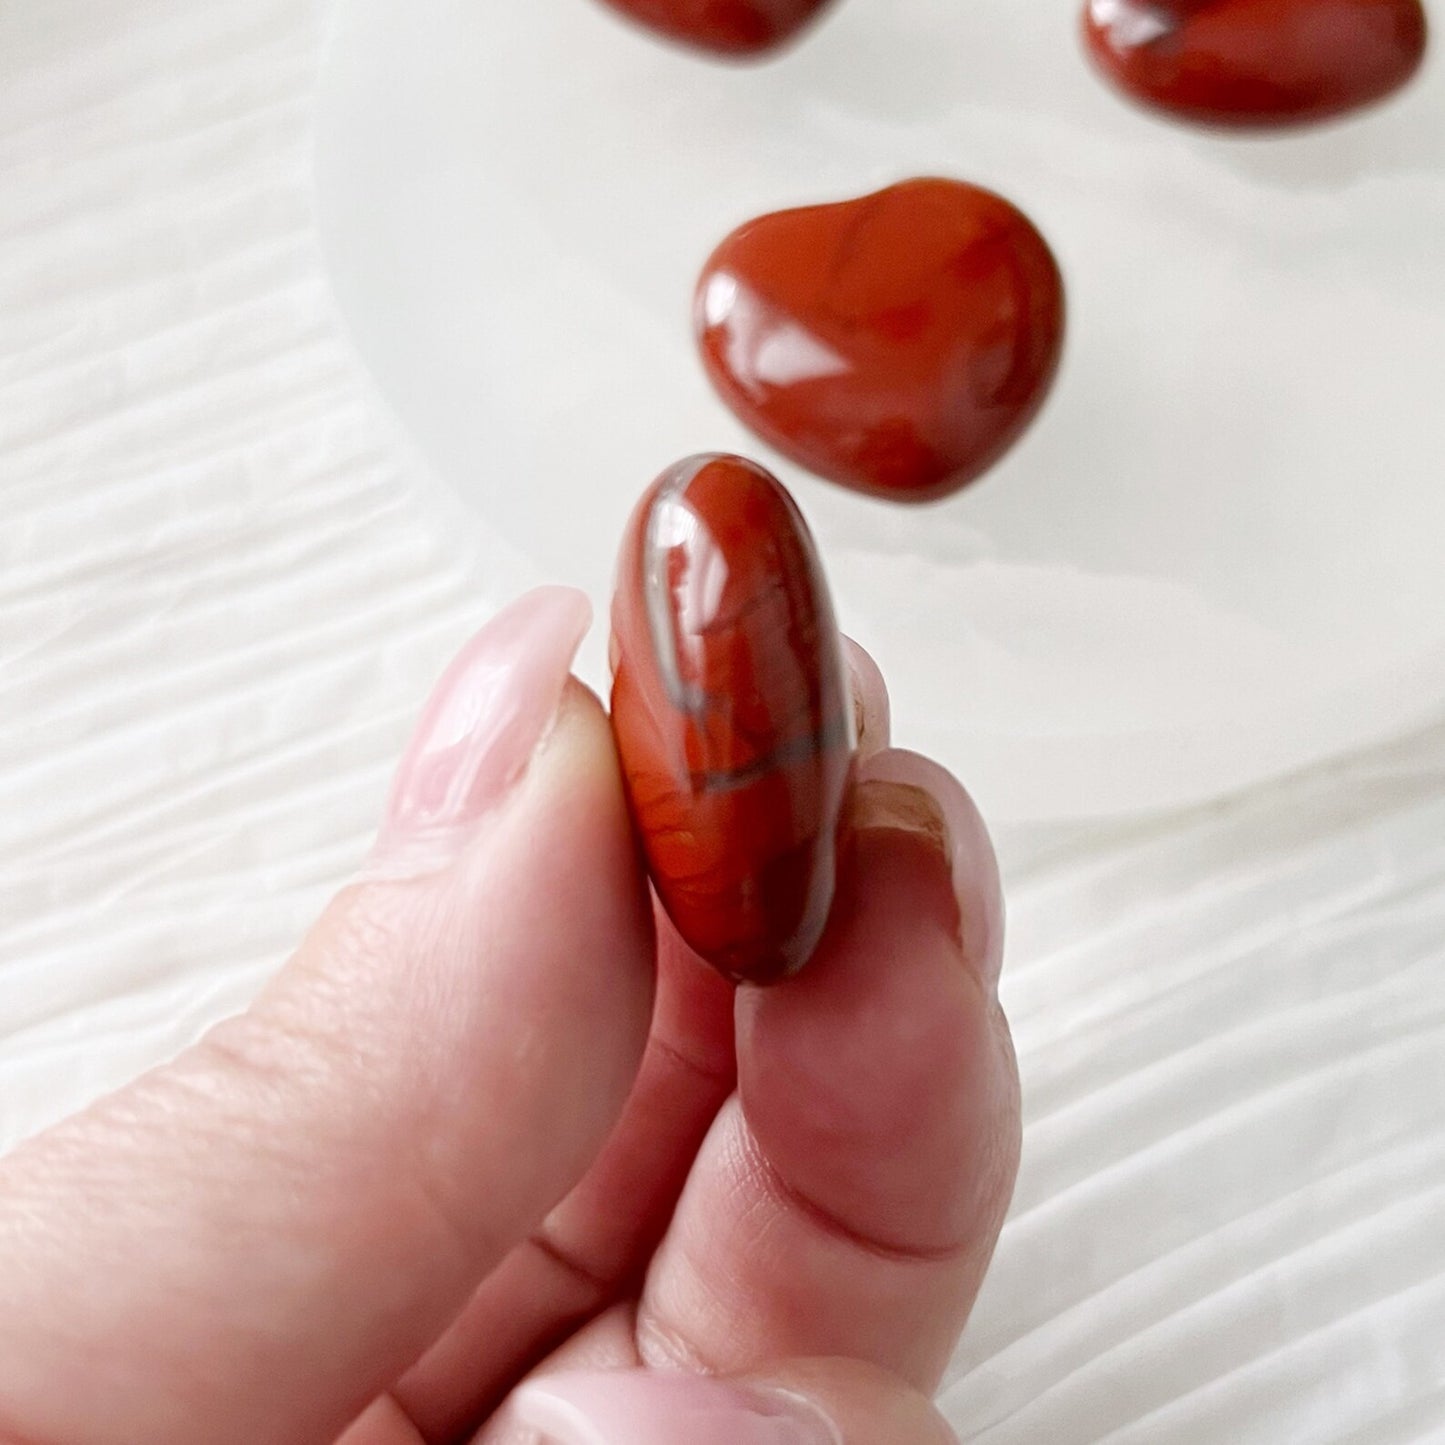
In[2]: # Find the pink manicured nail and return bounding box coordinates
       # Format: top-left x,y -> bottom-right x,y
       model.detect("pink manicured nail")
854,749 -> 1005,991
511,1370 -> 838,1445
371,587 -> 591,867
843,636 -> 890,759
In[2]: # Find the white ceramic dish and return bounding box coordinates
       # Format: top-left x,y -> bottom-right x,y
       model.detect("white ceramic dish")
315,0 -> 1445,822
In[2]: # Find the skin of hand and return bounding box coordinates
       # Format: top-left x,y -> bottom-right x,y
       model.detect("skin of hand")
0,587 -> 1021,1445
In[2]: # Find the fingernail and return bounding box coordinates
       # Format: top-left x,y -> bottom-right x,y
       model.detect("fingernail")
512,1369 -> 839,1445
843,636 -> 890,759
853,749 -> 1005,991
370,586 -> 591,870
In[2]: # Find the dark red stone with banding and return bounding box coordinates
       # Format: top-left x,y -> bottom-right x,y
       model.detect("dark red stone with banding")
695,179 -> 1066,504
1082,0 -> 1428,128
610,454 -> 853,984
595,0 -> 834,56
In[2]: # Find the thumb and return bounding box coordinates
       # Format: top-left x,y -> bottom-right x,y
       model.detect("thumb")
508,1359 -> 960,1444
0,589 -> 656,1445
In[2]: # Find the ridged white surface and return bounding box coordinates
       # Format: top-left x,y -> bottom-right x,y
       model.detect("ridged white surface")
2,1 -> 1443,1440
0,0 -> 532,1139
955,729 -> 1445,1441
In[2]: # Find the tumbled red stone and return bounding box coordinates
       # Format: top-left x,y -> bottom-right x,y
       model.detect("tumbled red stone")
1082,0 -> 1428,128
695,179 -> 1066,504
610,454 -> 852,984
595,0 -> 834,56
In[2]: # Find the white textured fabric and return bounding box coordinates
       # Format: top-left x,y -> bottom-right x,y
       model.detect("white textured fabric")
2,1 -> 1443,1441
958,730 -> 1445,1440
0,0 -> 532,1138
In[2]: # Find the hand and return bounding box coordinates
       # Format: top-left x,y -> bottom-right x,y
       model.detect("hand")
0,587 -> 1020,1445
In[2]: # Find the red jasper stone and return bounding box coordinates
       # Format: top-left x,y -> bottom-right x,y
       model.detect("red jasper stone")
1082,0 -> 1428,128
695,179 -> 1066,504
610,454 -> 853,984
595,0 -> 834,56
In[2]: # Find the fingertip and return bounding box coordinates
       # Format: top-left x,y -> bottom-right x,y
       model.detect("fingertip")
509,1359 -> 957,1445
842,637 -> 890,759
736,820 -> 1019,1258
852,748 -> 1004,992
744,1359 -> 961,1445
372,587 -> 594,874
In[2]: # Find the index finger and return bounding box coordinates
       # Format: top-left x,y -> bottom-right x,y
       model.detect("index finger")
634,748 -> 1021,1390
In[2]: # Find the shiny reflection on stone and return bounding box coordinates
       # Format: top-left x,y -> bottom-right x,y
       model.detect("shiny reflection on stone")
695,179 -> 1066,503
1082,0 -> 1429,128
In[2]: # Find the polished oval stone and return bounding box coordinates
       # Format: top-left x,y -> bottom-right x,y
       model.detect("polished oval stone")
696,179 -> 1066,504
610,454 -> 853,984
595,0 -> 834,56
1082,0 -> 1428,128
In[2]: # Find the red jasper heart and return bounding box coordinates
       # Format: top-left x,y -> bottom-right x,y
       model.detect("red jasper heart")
1082,0 -> 1428,128
695,179 -> 1066,504
595,0 -> 835,56
610,454 -> 852,984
